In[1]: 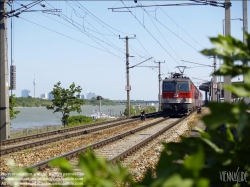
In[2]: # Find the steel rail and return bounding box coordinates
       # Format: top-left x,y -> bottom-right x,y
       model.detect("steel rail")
0,112 -> 162,155
0,118 -> 126,146
0,118 -> 138,155
21,117 -> 168,171
1,112 -> 161,146
109,114 -> 190,163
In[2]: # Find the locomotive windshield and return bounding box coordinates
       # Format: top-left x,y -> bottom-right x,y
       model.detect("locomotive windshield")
177,82 -> 189,91
163,82 -> 175,92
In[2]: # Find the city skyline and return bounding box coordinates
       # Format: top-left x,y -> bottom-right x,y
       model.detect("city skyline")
20,88 -> 100,100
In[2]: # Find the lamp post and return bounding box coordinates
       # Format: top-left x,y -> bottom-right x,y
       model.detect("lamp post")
97,96 -> 102,119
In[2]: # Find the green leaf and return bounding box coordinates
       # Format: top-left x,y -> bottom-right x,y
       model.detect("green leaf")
201,138 -> 223,153
49,157 -> 73,174
183,146 -> 204,177
161,174 -> 194,187
202,103 -> 249,130
195,178 -> 210,187
223,84 -> 250,97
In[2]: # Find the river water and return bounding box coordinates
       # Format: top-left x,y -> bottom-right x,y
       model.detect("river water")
10,105 -> 126,130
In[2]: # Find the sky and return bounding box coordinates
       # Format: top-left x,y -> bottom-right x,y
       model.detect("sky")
7,0 -> 249,100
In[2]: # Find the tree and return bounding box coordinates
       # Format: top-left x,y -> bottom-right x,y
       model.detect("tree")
124,104 -> 134,116
9,94 -> 20,120
46,82 -> 85,127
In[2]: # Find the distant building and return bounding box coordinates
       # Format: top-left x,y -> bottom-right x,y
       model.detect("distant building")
40,93 -> 48,99
21,89 -> 30,98
86,91 -> 96,99
81,94 -> 85,99
48,93 -> 54,100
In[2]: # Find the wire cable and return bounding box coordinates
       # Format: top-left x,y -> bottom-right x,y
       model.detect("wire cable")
141,4 -> 182,62
74,1 -> 134,36
153,0 -> 205,49
121,1 -> 180,71
19,16 -> 124,61
43,1 -> 125,54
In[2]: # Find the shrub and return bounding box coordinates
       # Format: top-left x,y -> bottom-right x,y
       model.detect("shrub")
67,115 -> 94,125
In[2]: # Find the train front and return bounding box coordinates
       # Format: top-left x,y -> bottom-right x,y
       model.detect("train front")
161,75 -> 194,116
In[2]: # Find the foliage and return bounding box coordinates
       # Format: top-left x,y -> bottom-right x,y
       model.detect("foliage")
137,32 -> 250,187
134,106 -> 156,116
9,94 -> 20,120
123,104 -> 135,116
15,97 -> 52,107
66,115 -> 94,125
48,149 -> 138,187
5,159 -> 35,187
124,105 -> 156,116
46,82 -> 85,127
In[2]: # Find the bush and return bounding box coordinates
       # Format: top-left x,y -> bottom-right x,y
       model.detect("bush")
67,115 -> 94,125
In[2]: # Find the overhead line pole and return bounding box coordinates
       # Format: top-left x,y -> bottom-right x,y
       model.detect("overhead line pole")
0,0 -> 10,140
224,0 -> 231,103
0,1 -> 60,141
243,0 -> 248,47
154,61 -> 165,111
242,0 -> 249,105
119,35 -> 136,117
212,55 -> 217,102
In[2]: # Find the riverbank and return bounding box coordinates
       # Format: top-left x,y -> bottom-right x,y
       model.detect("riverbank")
14,97 -> 118,107
10,117 -> 120,138
10,106 -> 127,130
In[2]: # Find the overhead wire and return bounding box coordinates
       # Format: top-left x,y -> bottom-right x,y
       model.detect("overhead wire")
68,1 -> 156,70
136,37 -> 152,57
140,3 -> 182,62
145,12 -> 200,54
39,1 -> 127,64
68,1 -> 160,68
43,1 -> 125,55
150,0 -> 214,66
64,1 -> 124,53
153,0 -> 205,49
121,0 -> 180,72
69,1 -> 139,65
19,16 -> 123,60
11,0 -> 43,14
15,1 -> 160,77
74,1 -> 134,36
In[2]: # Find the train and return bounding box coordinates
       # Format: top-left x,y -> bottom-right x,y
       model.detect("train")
161,72 -> 203,116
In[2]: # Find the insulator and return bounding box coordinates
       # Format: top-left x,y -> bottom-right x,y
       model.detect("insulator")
10,65 -> 16,90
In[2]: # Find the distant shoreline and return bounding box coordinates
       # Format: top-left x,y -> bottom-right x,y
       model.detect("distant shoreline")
14,105 -> 120,109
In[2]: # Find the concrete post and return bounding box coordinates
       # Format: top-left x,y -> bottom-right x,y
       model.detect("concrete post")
0,0 -> 10,140
224,0 -> 231,103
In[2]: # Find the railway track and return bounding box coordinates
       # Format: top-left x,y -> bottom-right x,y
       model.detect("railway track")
0,118 -> 139,155
24,117 -> 169,171
0,114 -> 191,186
123,111 -> 196,180
0,112 -> 193,186
0,115 -> 162,175
99,118 -> 181,162
1,112 -> 161,147
0,118 -> 128,146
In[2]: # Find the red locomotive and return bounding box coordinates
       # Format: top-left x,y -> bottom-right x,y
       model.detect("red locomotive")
161,70 -> 203,116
